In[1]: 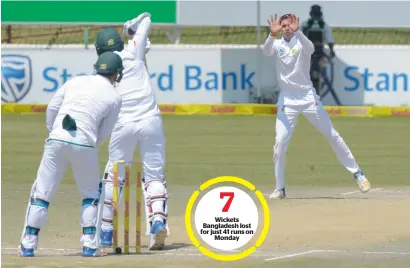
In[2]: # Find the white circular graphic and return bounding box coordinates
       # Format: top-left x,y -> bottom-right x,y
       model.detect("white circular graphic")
194,186 -> 258,251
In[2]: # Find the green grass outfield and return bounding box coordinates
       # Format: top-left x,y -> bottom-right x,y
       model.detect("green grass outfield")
2,114 -> 410,267
2,114 -> 409,188
2,25 -> 410,45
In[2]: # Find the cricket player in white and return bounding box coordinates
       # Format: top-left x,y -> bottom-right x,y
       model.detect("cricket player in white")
94,12 -> 168,250
262,14 -> 371,199
18,52 -> 123,257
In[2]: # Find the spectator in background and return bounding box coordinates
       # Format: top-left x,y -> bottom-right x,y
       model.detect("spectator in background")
301,4 -> 335,96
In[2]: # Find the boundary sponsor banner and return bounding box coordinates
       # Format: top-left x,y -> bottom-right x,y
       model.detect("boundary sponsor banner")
388,107 -> 410,117
325,106 -> 372,117
2,45 -> 409,106
1,0 -> 176,25
2,104 -> 409,117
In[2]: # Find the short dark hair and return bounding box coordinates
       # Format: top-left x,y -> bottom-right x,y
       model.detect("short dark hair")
279,14 -> 291,23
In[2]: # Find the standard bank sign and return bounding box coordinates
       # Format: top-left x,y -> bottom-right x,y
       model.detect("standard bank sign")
1,54 -> 33,102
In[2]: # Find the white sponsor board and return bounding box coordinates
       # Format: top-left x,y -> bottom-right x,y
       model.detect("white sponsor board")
144,47 -> 276,104
323,46 -> 410,107
1,45 -> 409,106
1,45 -> 277,105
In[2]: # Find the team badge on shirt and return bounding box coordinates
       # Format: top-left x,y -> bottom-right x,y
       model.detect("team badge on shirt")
278,47 -> 286,57
291,47 -> 297,54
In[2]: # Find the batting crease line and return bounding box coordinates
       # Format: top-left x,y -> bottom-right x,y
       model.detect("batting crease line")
1,247 -> 273,253
4,248 -> 410,259
362,251 -> 410,255
1,247 -> 198,251
264,249 -> 410,261
0,251 -> 274,258
319,249 -> 410,255
264,250 -> 319,261
1,247 -> 283,252
340,188 -> 383,195
1,248 -> 275,258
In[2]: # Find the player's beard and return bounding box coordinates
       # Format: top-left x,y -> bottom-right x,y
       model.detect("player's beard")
283,32 -> 293,41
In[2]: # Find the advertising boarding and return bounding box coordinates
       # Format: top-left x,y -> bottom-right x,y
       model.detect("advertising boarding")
1,45 -> 409,106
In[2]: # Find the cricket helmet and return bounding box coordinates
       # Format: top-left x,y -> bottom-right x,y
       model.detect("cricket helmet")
95,27 -> 124,55
94,51 -> 124,83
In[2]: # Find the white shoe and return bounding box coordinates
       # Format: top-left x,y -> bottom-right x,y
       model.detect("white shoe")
354,170 -> 371,193
269,188 -> 286,199
82,236 -> 106,257
148,221 -> 167,250
82,246 -> 106,257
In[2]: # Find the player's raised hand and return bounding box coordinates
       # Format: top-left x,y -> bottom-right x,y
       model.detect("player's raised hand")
123,12 -> 152,36
267,13 -> 281,36
288,14 -> 300,32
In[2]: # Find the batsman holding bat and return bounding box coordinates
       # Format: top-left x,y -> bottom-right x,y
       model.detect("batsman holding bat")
95,12 -> 169,250
262,13 -> 371,199
19,52 -> 123,257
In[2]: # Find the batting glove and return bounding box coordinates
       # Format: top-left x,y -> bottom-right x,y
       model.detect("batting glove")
123,12 -> 151,37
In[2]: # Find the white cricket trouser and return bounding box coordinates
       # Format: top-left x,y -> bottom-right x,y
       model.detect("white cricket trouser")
101,115 -> 166,232
274,90 -> 360,190
21,139 -> 101,249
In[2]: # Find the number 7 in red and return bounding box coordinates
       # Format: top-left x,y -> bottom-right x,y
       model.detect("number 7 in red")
220,192 -> 234,212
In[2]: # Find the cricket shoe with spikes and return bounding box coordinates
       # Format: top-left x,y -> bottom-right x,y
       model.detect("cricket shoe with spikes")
354,170 -> 371,193
19,244 -> 35,257
148,221 -> 167,250
269,188 -> 286,200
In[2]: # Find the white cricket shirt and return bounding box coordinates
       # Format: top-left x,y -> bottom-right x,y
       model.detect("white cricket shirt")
262,29 -> 315,94
114,16 -> 160,125
46,75 -> 122,147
